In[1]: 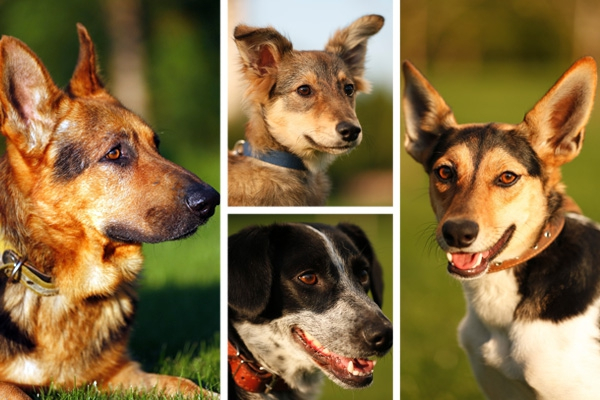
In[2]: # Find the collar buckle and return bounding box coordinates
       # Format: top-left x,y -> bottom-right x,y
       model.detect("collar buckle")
1,250 -> 58,296
232,140 -> 307,171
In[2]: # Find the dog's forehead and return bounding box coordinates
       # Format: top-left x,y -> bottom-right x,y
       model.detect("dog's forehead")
279,51 -> 350,83
428,123 -> 541,176
299,224 -> 362,262
59,100 -> 156,142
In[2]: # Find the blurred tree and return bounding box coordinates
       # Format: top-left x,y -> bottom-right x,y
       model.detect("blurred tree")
573,0 -> 600,59
104,0 -> 148,118
401,0 -> 583,68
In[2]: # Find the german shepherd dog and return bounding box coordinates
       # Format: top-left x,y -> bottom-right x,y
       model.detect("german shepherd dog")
228,222 -> 392,399
0,25 -> 219,398
228,15 -> 384,206
403,57 -> 600,399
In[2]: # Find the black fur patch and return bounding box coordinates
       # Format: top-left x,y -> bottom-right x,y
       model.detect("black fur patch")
0,306 -> 35,355
514,216 -> 600,322
53,142 -> 90,181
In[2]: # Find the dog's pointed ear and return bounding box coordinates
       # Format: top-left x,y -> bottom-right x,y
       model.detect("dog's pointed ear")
228,226 -> 273,319
233,25 -> 293,78
67,23 -> 107,98
324,14 -> 384,93
336,223 -> 385,307
402,61 -> 457,167
0,34 -> 61,154
521,56 -> 597,167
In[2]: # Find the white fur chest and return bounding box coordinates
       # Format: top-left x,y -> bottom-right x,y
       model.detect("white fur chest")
462,270 -> 521,328
458,271 -> 600,399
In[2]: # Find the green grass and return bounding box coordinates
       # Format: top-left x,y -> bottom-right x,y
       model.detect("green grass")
401,63 -> 600,399
229,214 -> 394,399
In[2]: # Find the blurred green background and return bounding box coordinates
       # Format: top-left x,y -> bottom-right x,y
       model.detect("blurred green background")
229,214 -> 394,399
0,0 -> 220,394
402,0 -> 600,399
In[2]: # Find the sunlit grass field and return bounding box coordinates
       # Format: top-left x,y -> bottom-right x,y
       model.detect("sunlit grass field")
229,214 -> 394,400
401,62 -> 600,399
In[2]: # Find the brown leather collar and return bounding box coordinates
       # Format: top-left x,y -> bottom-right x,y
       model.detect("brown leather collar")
228,341 -> 291,394
488,212 -> 565,273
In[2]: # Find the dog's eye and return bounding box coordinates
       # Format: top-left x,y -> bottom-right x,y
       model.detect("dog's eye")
296,85 -> 312,97
357,269 -> 369,284
298,272 -> 318,285
105,147 -> 121,161
435,165 -> 454,182
344,84 -> 355,97
497,171 -> 519,187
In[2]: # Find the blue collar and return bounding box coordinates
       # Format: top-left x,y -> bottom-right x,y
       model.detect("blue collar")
237,141 -> 307,171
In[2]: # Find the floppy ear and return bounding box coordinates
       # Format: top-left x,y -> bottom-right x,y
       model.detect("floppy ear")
66,23 -> 108,98
233,24 -> 293,79
0,34 -> 61,154
336,223 -> 385,307
228,226 -> 273,319
324,14 -> 384,93
520,56 -> 597,167
402,61 -> 458,167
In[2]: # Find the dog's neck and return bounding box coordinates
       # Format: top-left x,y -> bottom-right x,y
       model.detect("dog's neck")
488,212 -> 565,273
242,120 -> 336,174
0,157 -> 53,270
228,340 -> 292,395
236,141 -> 307,171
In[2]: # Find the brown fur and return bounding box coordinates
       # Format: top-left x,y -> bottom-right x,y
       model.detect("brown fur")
0,25 -> 219,398
228,15 -> 384,206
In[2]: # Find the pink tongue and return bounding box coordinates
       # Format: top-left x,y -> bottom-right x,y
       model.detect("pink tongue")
451,252 -> 482,270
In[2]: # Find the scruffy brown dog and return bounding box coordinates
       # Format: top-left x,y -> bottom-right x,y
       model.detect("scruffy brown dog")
229,15 -> 384,206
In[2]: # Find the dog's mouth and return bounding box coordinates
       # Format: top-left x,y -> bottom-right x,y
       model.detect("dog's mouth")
446,225 -> 515,279
292,327 -> 375,388
303,135 -> 357,154
105,223 -> 201,244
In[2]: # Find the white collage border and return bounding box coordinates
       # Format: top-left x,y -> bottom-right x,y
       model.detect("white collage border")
218,1 -> 400,398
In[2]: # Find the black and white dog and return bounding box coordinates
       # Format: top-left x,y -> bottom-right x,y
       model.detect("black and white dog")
228,222 -> 393,399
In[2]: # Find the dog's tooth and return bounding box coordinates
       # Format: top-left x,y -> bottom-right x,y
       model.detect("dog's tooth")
304,331 -> 314,341
475,253 -> 483,266
321,347 -> 331,355
347,360 -> 354,374
446,252 -> 453,263
312,338 -> 322,349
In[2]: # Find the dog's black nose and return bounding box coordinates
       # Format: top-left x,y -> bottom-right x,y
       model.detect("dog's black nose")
442,219 -> 479,248
185,184 -> 220,219
336,121 -> 361,142
363,318 -> 393,354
